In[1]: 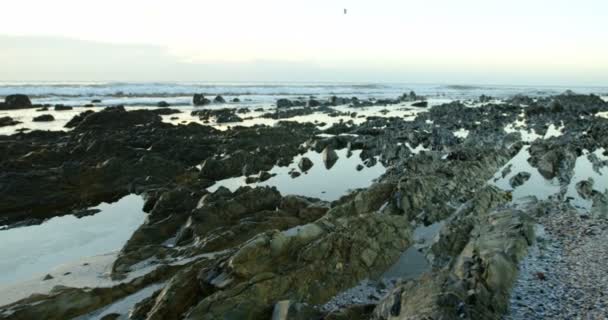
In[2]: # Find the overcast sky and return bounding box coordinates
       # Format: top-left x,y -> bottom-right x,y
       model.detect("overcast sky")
1,0 -> 607,85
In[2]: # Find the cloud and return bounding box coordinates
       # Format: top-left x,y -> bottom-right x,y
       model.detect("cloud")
0,34 -> 607,86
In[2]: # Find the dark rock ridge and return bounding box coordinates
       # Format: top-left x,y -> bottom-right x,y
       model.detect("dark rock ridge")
274,92 -> 426,110
0,107 -> 317,226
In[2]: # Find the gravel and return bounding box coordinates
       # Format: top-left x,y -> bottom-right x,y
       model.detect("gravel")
506,204 -> 608,319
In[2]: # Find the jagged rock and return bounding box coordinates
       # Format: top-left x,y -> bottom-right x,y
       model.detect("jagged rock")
298,157 -> 313,172
193,94 -> 210,106
65,110 -> 95,128
259,171 -> 272,182
321,146 -> 339,169
374,206 -> 533,320
185,199 -> 412,319
74,106 -> 161,130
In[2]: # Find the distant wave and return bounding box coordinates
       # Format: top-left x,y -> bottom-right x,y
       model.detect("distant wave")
0,82 -> 393,99
1,82 -> 607,106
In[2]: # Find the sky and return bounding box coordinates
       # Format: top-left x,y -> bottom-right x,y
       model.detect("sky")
1,0 -> 607,85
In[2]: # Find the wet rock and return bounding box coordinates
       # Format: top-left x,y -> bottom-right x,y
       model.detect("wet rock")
193,94 -> 210,106
0,116 -> 20,127
64,110 -> 95,128
308,99 -> 321,107
54,104 -> 73,111
321,146 -> 339,169
213,95 -> 226,104
232,98 -> 240,103
191,108 -> 243,123
510,171 -> 531,188
2,94 -> 32,109
576,178 -> 594,199
144,108 -> 181,116
529,147 -> 577,181
157,101 -> 170,107
91,99 -> 102,103
74,106 -> 161,130
185,201 -> 411,319
277,99 -> 294,108
298,157 -> 313,172
216,113 -> 242,123
479,95 -> 493,103
259,170 -> 273,182
32,114 -> 55,122
0,265 -> 178,320
411,101 -> 428,108
374,207 -> 533,320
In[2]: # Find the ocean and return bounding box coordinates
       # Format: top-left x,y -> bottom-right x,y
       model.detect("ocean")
1,82 -> 607,107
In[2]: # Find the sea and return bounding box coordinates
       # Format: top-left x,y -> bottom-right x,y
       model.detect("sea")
1,82 -> 607,107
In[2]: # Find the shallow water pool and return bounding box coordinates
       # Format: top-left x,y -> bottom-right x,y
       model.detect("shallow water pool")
0,195 -> 146,286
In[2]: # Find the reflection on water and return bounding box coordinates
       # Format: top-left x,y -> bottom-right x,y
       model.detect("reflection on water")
208,149 -> 386,201
382,221 -> 443,281
382,247 -> 429,281
564,149 -> 608,210
74,282 -> 165,320
491,146 -> 608,210
491,146 -> 561,201
0,194 -> 145,286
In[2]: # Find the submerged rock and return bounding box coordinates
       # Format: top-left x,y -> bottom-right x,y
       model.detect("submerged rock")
509,171 -> 531,188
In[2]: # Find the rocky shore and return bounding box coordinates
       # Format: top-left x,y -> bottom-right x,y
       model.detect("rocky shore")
0,91 -> 607,319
